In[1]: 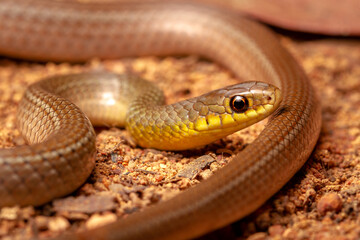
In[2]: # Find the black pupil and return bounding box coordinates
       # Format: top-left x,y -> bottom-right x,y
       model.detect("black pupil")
231,96 -> 248,113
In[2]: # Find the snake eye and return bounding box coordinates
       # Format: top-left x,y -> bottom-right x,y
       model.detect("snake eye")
230,96 -> 249,113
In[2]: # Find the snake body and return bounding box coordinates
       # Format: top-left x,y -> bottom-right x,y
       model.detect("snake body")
0,1 -> 322,239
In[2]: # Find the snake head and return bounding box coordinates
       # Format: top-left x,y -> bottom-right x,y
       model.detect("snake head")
126,81 -> 282,150
191,81 -> 282,134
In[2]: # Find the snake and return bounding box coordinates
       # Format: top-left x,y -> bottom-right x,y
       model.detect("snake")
0,0 -> 322,239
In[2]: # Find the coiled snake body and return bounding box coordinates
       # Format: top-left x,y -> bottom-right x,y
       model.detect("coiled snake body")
0,1 -> 322,239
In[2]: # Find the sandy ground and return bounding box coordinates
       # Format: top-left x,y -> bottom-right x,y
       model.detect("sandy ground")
0,32 -> 359,239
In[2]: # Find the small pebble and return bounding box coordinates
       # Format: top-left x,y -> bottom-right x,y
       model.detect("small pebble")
268,225 -> 285,236
177,155 -> 215,179
282,228 -> 297,239
35,216 -> 49,231
0,207 -> 19,220
247,232 -> 267,240
198,169 -> 212,180
178,178 -> 191,190
285,202 -> 296,214
85,213 -> 117,229
48,216 -> 70,232
317,192 -> 342,215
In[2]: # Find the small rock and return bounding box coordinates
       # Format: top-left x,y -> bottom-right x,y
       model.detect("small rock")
53,194 -> 116,214
285,202 -> 296,214
21,206 -> 35,220
283,228 -> 297,239
48,216 -> 70,232
35,216 -> 50,231
85,213 -> 117,229
155,175 -> 164,182
178,178 -> 191,190
94,182 -> 108,192
268,225 -> 285,236
247,232 -> 267,240
209,161 -> 221,172
0,207 -> 19,220
177,155 -> 215,179
317,192 -> 342,216
198,169 -> 212,180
